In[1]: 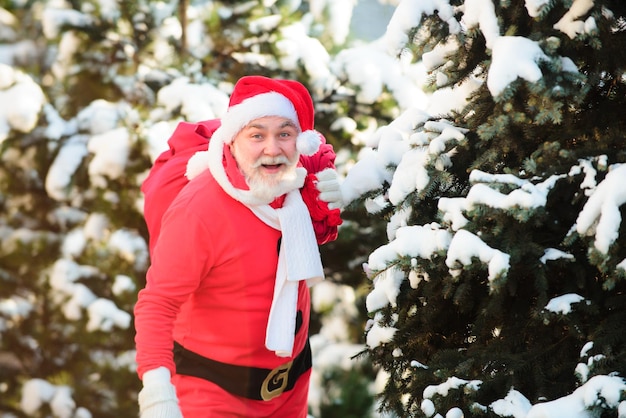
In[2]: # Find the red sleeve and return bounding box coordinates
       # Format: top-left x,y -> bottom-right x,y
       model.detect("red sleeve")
134,201 -> 214,379
298,135 -> 342,245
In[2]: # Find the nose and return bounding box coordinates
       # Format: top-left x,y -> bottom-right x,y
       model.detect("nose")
264,136 -> 282,156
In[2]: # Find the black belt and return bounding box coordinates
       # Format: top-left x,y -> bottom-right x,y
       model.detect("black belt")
173,339 -> 312,401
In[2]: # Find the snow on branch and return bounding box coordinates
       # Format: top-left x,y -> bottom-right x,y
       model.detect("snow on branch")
544,293 -> 586,315
0,64 -> 46,144
21,378 -> 91,418
366,311 -> 398,348
488,36 -> 548,97
553,0 -> 596,39
490,375 -> 626,417
383,0 -> 459,56
50,259 -> 131,332
575,164 -> 626,254
365,225 -> 452,312
445,229 -> 511,288
525,375 -> 626,418
438,170 -> 564,230
388,119 -> 467,205
462,0 -> 500,49
467,170 -> 563,210
423,376 -> 482,399
367,224 -> 453,272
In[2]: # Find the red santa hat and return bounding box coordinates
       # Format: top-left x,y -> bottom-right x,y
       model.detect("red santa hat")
212,75 -> 322,156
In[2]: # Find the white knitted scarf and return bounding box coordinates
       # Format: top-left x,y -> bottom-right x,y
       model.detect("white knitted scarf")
189,139 -> 324,357
251,193 -> 324,357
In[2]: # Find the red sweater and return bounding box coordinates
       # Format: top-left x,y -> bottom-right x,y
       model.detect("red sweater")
134,166 -> 310,377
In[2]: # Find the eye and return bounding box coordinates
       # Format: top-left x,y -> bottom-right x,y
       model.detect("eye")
279,127 -> 298,139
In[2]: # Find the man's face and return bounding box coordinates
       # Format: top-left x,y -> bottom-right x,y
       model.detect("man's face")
230,116 -> 300,199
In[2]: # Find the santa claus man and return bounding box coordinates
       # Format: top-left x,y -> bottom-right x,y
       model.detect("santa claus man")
134,75 -> 343,417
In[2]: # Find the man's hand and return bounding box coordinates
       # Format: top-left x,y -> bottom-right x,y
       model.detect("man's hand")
138,367 -> 183,418
315,168 -> 343,210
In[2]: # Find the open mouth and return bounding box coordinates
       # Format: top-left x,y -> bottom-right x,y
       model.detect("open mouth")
262,163 -> 283,170
256,156 -> 290,174
259,163 -> 285,175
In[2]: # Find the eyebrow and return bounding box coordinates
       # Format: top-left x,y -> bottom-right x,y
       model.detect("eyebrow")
246,120 -> 298,130
279,120 -> 298,129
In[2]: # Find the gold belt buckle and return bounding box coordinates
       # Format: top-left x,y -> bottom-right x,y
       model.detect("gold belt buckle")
260,360 -> 293,401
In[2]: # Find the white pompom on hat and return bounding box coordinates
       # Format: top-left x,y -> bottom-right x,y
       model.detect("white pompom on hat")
211,75 -> 322,156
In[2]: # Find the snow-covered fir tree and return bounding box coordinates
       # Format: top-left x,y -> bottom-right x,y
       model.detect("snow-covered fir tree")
344,0 -> 626,417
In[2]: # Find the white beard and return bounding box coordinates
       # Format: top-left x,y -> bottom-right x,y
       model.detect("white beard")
245,159 -> 302,204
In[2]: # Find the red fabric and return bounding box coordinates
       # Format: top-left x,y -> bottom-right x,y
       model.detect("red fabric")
141,119 -> 221,256
134,166 -> 311,375
135,168 -> 311,414
228,76 -> 315,133
298,138 -> 342,244
141,120 -> 340,252
301,173 -> 342,244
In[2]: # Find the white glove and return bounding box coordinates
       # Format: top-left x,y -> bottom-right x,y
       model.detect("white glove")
138,367 -> 183,418
315,168 -> 343,210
